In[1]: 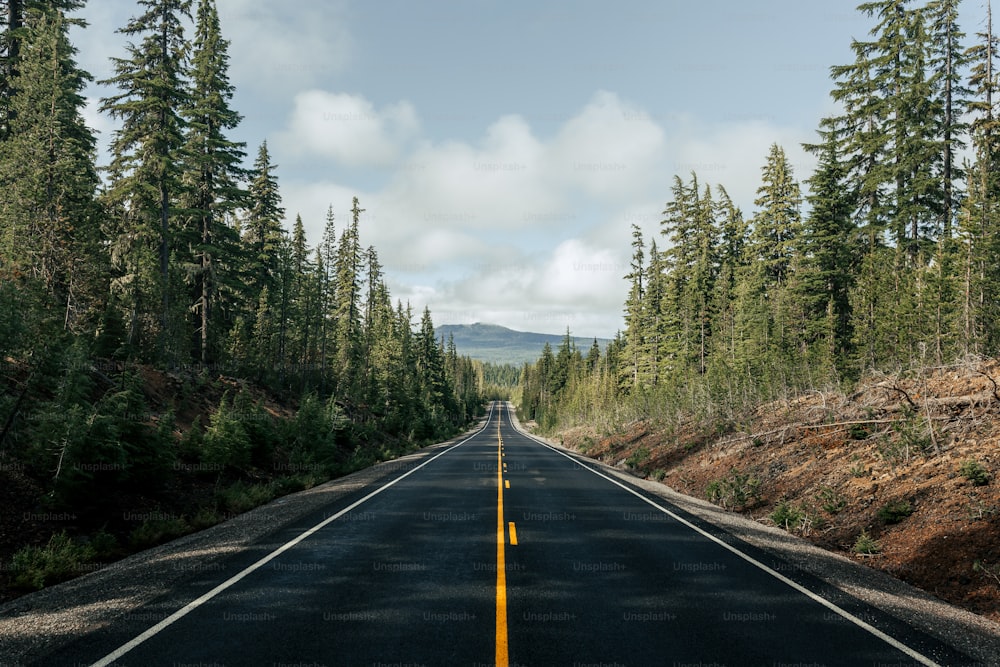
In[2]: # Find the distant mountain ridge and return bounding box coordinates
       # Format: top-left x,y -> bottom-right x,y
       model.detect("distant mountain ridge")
437,323 -> 611,365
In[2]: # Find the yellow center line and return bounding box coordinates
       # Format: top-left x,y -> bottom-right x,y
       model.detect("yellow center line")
508,522 -> 518,546
496,408 -> 508,667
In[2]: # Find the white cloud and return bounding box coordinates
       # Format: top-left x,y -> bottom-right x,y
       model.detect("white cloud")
258,91 -> 821,338
277,91 -> 419,166
548,90 -> 666,200
386,114 -> 560,231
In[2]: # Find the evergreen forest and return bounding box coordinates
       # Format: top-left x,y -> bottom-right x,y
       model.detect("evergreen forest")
519,0 -> 1000,435
0,0 -> 485,588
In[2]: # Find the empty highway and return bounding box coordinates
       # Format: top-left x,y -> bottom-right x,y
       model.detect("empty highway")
35,402 -> 979,666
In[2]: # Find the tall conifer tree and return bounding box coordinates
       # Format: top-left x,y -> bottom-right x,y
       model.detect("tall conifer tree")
101,0 -> 192,358
0,6 -> 100,328
181,0 -> 246,363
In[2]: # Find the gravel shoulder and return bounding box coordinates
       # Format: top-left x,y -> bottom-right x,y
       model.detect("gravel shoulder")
506,408 -> 1000,666
0,423 -> 485,665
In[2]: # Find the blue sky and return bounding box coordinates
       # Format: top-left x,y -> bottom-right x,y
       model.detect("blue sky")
73,1 -> 993,339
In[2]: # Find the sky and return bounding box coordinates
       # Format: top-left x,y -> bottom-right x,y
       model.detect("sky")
70,0 -> 994,340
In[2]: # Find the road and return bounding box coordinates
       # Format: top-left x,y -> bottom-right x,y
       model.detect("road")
38,401 -> 978,666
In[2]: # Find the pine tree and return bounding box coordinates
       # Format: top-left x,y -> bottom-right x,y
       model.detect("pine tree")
927,0 -> 968,238
0,6 -> 101,328
242,140 -> 285,309
961,0 -> 1000,353
100,0 -> 192,359
585,338 -> 601,372
414,306 -> 448,435
640,239 -> 666,384
333,197 -> 363,396
2,2 -> 85,133
709,186 -> 748,365
750,144 -> 801,287
799,126 -> 858,372
286,214 -> 318,383
180,0 -> 246,364
317,205 -> 337,386
620,224 -> 645,391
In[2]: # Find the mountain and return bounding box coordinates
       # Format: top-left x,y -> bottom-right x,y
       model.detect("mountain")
436,323 -> 611,365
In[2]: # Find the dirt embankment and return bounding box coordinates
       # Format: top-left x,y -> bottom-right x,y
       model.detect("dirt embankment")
552,361 -> 1000,624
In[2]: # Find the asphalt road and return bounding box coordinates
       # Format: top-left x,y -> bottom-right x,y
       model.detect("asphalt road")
37,401 -> 980,666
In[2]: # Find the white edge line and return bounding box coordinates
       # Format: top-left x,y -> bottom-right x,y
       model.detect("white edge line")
504,405 -> 941,667
90,405 -> 496,667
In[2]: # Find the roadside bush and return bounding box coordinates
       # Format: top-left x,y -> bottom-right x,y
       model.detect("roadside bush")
190,507 -> 223,531
817,485 -> 847,514
202,392 -> 251,471
10,531 -> 95,590
625,446 -> 650,469
215,480 -> 278,516
959,460 -> 991,486
877,499 -> 914,524
231,391 -> 278,469
853,529 -> 881,555
129,516 -> 192,549
88,530 -> 120,561
705,467 -> 762,510
771,501 -> 805,530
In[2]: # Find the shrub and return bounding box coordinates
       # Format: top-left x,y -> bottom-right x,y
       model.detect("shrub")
705,468 -> 762,510
190,507 -> 223,531
88,530 -> 120,560
817,485 -> 847,514
771,501 -> 805,530
129,516 -> 192,549
959,460 -> 991,486
891,407 -> 934,457
202,392 -> 251,471
11,532 -> 95,590
877,499 -> 914,524
853,529 -> 881,555
848,424 -> 869,440
216,480 -> 278,516
625,446 -> 650,469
